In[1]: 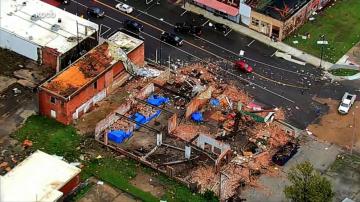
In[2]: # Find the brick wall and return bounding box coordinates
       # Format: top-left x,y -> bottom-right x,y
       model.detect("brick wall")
39,62 -> 125,125
41,46 -> 60,70
128,43 -> 145,66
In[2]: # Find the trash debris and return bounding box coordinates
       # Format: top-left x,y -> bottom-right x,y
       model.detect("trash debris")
191,111 -> 203,123
96,155 -> 103,159
22,139 -> 33,148
97,181 -> 104,185
293,40 -> 299,44
135,67 -> 162,78
70,162 -> 81,167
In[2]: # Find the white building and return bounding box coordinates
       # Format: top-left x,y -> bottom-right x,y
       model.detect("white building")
0,0 -> 99,72
0,150 -> 81,202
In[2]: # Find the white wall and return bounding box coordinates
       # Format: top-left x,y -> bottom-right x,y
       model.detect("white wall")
0,29 -> 40,61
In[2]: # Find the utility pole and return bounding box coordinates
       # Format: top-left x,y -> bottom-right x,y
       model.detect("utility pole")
351,111 -> 356,154
319,34 -> 325,67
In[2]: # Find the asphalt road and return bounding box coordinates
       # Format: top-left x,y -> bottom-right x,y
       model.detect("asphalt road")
57,0 -> 357,129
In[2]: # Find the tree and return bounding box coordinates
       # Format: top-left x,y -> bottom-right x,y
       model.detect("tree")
284,161 -> 334,202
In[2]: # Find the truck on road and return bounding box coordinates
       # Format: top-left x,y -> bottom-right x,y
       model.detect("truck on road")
338,92 -> 357,114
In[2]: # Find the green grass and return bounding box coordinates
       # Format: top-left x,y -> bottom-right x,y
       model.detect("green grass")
82,158 -> 159,202
83,158 -> 218,202
284,0 -> 360,63
329,68 -> 360,76
13,116 -> 218,202
12,115 -> 82,161
330,153 -> 360,172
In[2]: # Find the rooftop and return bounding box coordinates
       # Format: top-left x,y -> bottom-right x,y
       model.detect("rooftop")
0,150 -> 81,202
245,0 -> 310,21
41,32 -> 143,98
0,0 -> 98,53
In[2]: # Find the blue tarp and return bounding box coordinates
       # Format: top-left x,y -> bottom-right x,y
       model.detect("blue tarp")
209,98 -> 220,107
130,110 -> 162,129
108,130 -> 133,144
191,111 -> 203,123
146,95 -> 169,107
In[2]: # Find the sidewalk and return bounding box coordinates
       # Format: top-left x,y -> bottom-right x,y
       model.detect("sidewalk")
184,3 -> 333,70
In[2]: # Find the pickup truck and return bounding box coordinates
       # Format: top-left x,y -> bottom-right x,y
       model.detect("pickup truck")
338,92 -> 357,114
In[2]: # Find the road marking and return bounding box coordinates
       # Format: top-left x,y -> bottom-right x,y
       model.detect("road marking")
224,29 -> 232,36
139,31 -> 295,103
270,51 -> 276,57
247,39 -> 255,47
180,10 -> 187,16
99,24 -> 111,37
70,0 -> 303,100
74,0 -> 309,77
202,19 -> 210,26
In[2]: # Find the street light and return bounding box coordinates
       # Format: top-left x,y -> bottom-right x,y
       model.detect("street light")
318,34 -> 326,67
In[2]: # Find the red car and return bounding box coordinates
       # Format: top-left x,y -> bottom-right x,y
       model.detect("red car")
234,60 -> 253,73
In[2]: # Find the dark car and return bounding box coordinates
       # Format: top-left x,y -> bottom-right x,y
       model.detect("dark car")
272,142 -> 299,166
87,7 -> 105,18
160,32 -> 183,46
174,22 -> 202,36
212,22 -> 230,34
124,20 -> 143,32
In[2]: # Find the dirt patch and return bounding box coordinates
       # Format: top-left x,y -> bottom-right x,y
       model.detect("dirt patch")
308,97 -> 360,151
130,171 -> 165,198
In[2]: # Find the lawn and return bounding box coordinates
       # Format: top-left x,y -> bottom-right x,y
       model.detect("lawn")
13,115 -> 218,202
284,0 -> 360,63
12,115 -> 82,161
329,68 -> 360,76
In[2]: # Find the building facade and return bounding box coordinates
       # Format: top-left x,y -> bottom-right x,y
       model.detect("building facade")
38,32 -> 144,125
0,0 -> 99,72
189,0 -> 331,41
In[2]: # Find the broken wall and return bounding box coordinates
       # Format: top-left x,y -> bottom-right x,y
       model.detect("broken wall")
185,86 -> 213,118
168,114 -> 178,134
136,83 -> 155,100
94,100 -> 133,139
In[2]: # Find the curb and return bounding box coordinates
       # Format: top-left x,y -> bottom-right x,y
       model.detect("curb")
183,3 -> 333,70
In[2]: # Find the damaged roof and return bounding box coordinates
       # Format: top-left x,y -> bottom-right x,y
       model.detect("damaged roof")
245,0 -> 310,21
41,32 -> 143,98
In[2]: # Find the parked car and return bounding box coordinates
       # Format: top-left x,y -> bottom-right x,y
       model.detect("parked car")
272,142 -> 299,166
338,92 -> 357,114
87,7 -> 105,18
234,60 -> 253,73
115,3 -> 134,14
211,22 -> 230,34
160,32 -> 183,46
174,22 -> 202,36
124,20 -> 143,32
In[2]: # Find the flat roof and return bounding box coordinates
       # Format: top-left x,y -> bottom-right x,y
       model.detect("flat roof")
0,150 -> 81,202
0,0 -> 98,53
41,31 -> 143,98
107,31 -> 144,53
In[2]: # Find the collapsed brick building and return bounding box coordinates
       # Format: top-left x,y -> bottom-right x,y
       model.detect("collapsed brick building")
92,62 -> 298,200
189,0 -> 331,40
38,32 -> 144,125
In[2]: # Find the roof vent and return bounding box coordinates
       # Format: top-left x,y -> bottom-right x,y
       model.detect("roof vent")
29,36 -> 33,40
22,2 -> 27,6
51,24 -> 61,32
31,14 -> 40,21
58,18 -> 62,23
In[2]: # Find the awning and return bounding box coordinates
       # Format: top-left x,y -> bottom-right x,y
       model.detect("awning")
194,0 -> 239,16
